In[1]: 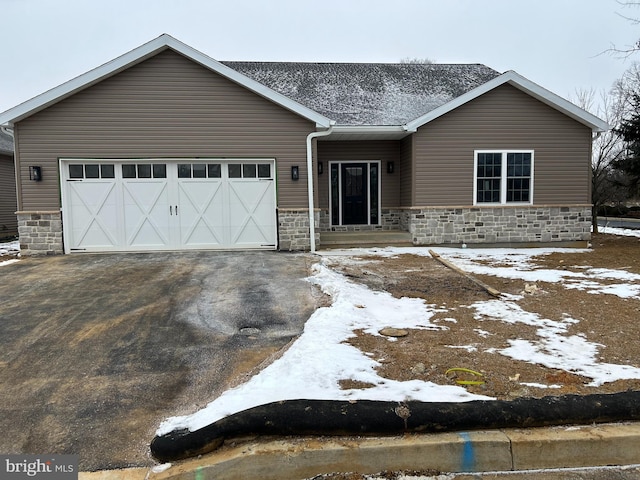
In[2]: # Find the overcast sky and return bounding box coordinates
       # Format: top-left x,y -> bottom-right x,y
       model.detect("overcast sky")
1,0 -> 638,114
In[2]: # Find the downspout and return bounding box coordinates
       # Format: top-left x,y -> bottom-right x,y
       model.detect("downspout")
306,123 -> 334,253
1,125 -> 14,139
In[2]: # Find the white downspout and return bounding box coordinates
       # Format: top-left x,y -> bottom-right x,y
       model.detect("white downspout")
306,123 -> 334,253
1,126 -> 14,138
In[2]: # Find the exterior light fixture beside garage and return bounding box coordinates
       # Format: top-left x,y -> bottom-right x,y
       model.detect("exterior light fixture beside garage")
29,166 -> 42,181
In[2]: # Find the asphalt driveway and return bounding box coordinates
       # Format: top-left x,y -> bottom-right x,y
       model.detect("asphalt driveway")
0,251 -> 319,471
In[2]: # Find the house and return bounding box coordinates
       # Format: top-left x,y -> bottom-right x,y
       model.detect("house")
0,34 -> 608,255
0,128 -> 17,239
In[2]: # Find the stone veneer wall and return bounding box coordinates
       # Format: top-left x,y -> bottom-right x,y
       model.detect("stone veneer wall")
318,206 -> 590,244
278,209 -> 319,251
407,205 -> 591,245
17,211 -> 64,255
318,208 -> 405,232
16,206 -> 590,255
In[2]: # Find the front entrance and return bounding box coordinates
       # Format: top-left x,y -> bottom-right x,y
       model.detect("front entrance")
330,161 -> 379,226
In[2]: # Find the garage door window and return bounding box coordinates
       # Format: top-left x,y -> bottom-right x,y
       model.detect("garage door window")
208,164 -> 221,178
178,163 -> 222,179
229,163 -> 271,179
69,163 -> 115,179
122,164 -> 167,179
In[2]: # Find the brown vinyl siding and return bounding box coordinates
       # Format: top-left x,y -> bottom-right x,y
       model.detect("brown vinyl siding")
316,140 -> 401,209
400,135 -> 414,207
412,84 -> 592,206
0,154 -> 18,237
15,49 -> 315,211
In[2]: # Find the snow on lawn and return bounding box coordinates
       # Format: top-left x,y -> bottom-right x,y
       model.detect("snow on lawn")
157,262 -> 492,435
471,299 -> 640,386
156,232 -> 640,435
598,225 -> 640,238
435,246 -> 640,300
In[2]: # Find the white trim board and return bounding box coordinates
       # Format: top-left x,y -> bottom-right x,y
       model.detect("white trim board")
405,71 -> 610,133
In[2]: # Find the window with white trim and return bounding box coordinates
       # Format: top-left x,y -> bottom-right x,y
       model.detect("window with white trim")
474,150 -> 533,205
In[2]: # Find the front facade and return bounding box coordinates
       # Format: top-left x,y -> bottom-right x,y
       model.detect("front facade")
0,35 -> 607,255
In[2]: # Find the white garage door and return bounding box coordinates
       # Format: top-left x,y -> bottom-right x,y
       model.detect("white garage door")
60,159 -> 277,253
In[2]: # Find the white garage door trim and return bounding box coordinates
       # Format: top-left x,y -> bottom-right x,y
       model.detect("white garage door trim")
60,159 -> 277,253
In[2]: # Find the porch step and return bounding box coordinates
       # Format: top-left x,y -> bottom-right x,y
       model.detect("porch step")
319,230 -> 413,249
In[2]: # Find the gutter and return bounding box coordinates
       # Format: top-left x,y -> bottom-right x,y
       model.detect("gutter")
306,123 -> 335,253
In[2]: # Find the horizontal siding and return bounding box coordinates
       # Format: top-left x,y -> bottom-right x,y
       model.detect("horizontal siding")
16,50 -> 315,211
0,154 -> 18,236
413,84 -> 592,206
317,140 -> 401,209
400,136 -> 413,206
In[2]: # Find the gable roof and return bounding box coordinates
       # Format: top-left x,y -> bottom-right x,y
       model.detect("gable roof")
0,35 -> 608,135
223,61 -> 500,126
0,34 -> 333,128
405,70 -> 610,133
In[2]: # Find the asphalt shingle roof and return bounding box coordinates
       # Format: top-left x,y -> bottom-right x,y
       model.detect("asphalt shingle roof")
222,62 -> 500,126
0,130 -> 13,155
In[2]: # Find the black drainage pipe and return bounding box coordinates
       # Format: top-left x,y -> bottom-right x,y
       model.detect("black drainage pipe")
151,391 -> 640,462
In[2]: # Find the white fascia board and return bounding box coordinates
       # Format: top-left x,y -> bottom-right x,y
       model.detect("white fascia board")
332,125 -> 409,134
0,34 -> 332,128
405,71 -> 610,133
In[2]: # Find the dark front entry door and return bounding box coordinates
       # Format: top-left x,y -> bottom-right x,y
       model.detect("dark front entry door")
341,163 -> 368,225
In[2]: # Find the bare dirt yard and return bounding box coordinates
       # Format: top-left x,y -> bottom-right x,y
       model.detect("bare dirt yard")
327,233 -> 640,401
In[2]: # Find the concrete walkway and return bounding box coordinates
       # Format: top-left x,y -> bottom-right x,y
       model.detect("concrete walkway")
78,422 -> 640,479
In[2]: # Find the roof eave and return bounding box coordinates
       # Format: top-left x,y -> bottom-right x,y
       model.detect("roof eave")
324,125 -> 413,140
0,34 -> 333,128
405,71 -> 610,133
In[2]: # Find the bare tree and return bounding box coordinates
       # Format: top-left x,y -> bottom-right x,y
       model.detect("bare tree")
608,1 -> 640,57
572,85 -> 628,232
399,57 -> 434,64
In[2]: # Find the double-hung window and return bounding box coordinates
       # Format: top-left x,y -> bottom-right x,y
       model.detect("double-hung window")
474,150 -> 533,205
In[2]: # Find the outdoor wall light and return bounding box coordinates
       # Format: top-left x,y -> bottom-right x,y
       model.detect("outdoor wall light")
318,161 -> 323,175
387,161 -> 395,174
29,166 -> 42,182
291,165 -> 299,181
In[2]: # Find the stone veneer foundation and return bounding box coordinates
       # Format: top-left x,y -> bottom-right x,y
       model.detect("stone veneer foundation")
16,205 -> 591,255
17,211 -> 64,255
278,209 -> 319,251
404,205 -> 591,245
318,205 -> 591,247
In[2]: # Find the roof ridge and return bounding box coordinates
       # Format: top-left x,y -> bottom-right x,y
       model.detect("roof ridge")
222,60 -> 493,66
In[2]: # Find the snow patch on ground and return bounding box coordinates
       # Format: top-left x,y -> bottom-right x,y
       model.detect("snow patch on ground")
156,262 -> 492,435
157,230 -> 640,436
598,225 -> 640,238
0,240 -> 19,260
471,299 -> 640,386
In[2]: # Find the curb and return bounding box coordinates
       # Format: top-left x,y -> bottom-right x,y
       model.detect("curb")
145,422 -> 640,480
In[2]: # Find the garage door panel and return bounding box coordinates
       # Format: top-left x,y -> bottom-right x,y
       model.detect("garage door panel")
67,181 -> 119,249
178,180 -> 225,248
122,181 -> 171,248
228,180 -> 276,246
